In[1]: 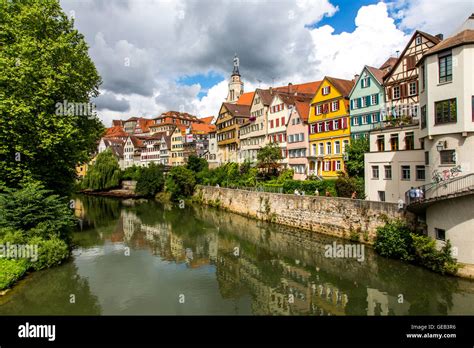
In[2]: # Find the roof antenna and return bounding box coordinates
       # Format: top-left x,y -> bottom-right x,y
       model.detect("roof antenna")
396,50 -> 400,58
257,79 -> 262,88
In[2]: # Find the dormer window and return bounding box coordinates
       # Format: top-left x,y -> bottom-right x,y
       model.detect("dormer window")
415,35 -> 422,45
322,86 -> 331,95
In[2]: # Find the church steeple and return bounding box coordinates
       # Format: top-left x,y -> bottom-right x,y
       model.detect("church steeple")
226,54 -> 244,103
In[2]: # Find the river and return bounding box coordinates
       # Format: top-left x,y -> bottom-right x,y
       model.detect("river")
1,195 -> 473,315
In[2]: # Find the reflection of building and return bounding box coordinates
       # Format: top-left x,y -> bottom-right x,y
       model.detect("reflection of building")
366,288 -> 410,315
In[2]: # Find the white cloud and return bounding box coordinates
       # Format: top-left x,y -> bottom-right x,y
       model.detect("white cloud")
309,2 -> 408,80
391,0 -> 474,36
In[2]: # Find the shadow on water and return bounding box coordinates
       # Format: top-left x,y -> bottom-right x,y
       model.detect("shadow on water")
1,195 -> 473,315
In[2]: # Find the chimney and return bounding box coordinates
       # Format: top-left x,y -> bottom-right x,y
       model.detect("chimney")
354,74 -> 359,82
269,86 -> 273,94
288,82 -> 293,94
435,33 -> 444,40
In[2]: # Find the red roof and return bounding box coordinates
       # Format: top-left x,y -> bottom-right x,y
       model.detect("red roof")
104,126 -> 128,138
191,123 -> 216,134
236,92 -> 255,105
274,81 -> 322,95
294,101 -> 311,122
200,116 -> 214,124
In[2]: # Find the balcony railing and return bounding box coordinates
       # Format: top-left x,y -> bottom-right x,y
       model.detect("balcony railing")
406,173 -> 474,205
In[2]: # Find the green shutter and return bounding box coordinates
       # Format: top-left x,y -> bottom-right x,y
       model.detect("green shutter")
366,96 -> 370,107
367,78 -> 371,87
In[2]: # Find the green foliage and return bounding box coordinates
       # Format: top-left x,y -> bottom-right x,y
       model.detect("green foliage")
0,259 -> 30,290
276,169 -> 294,183
135,163 -> 165,197
0,0 -> 104,194
0,181 -> 75,242
186,155 -> 208,173
122,165 -> 143,181
29,236 -> 69,271
374,220 -> 414,261
82,150 -> 121,191
375,220 -> 459,275
257,143 -> 282,176
166,166 -> 196,201
345,137 -> 369,178
335,175 -> 365,198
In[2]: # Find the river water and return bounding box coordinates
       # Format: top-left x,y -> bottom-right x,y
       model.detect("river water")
1,195 -> 473,315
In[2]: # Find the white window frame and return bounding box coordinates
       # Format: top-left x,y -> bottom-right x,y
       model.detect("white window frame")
353,117 -> 359,126
326,142 -> 332,155
324,161 -> 330,171
333,120 -> 339,130
335,141 -> 341,154
393,86 -> 400,99
335,160 -> 341,171
371,94 -> 377,105
331,101 -> 339,112
322,86 -> 330,95
318,143 -> 324,155
362,115 -> 369,125
316,105 -> 322,115
409,82 -> 417,96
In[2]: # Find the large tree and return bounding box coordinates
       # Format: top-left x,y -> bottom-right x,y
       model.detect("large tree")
257,142 -> 282,176
0,0 -> 104,194
82,150 -> 121,191
345,137 -> 369,178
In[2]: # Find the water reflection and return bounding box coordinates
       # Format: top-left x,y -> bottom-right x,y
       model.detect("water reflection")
1,196 -> 473,315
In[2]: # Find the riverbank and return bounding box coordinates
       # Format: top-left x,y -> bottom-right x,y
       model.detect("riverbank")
80,189 -> 141,198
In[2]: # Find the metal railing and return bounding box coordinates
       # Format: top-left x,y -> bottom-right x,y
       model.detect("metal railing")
220,184 -> 284,194
406,173 -> 474,205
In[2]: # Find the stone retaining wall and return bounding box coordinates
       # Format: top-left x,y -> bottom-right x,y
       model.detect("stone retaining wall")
194,185 -> 417,243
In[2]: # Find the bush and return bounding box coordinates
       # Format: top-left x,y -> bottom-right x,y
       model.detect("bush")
135,163 -> 165,197
375,220 -> 459,275
186,155 -> 208,173
166,166 -> 196,201
122,166 -> 143,181
374,220 -> 414,261
335,175 -> 365,198
281,179 -> 337,196
0,259 -> 30,290
29,236 -> 70,271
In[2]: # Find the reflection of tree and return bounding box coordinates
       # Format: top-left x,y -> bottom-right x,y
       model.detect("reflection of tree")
0,262 -> 101,315
77,194 -> 122,229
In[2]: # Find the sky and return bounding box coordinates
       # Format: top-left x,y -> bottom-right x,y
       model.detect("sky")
59,0 -> 474,127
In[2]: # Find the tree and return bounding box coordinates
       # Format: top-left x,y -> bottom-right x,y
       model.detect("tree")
345,137 -> 369,178
166,166 -> 196,201
82,150 -> 121,191
186,155 -> 208,173
0,0 -> 104,194
135,163 -> 165,197
257,143 -> 282,177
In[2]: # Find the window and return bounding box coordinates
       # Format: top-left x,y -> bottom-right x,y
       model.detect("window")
409,82 -> 417,96
353,117 -> 359,126
390,134 -> 399,151
415,35 -> 422,45
281,117 -> 285,125
316,105 -> 322,115
425,151 -> 429,165
318,123 -> 323,132
371,94 -> 378,105
322,86 -> 331,95
361,77 -> 370,88
377,135 -> 385,152
416,166 -> 426,181
439,52 -> 452,83
421,105 -> 427,129
361,115 -> 369,125
393,86 -> 400,99
378,191 -> 386,202
331,101 -> 339,112
333,120 -> 339,130
421,64 -> 426,91
384,165 -> 392,180
288,135 -> 294,143
405,132 -> 415,150
353,99 -> 359,109
324,161 -> 330,171
318,143 -> 324,155
435,228 -> 446,241
373,113 -> 379,123
401,165 -> 411,180
335,141 -> 341,154
361,97 -> 366,108
440,150 -> 455,164
435,99 -> 457,124
326,142 -> 332,155
312,144 -> 317,156
270,120 -> 274,128
335,161 -> 341,171
325,121 -> 331,130
372,166 -> 379,179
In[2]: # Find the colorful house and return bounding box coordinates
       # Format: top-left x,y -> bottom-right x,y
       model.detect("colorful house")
308,77 -> 354,178
348,65 -> 386,139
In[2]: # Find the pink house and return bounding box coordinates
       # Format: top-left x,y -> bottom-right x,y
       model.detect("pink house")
286,97 -> 313,180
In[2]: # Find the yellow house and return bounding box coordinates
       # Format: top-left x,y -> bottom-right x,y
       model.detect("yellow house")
308,77 -> 354,178
170,125 -> 186,166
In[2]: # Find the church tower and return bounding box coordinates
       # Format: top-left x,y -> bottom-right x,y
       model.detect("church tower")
226,54 -> 244,103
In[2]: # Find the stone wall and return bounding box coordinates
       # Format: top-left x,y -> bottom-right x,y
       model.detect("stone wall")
194,186 -> 417,243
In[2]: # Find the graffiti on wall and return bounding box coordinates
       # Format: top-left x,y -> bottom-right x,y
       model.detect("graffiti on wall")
432,165 -> 462,183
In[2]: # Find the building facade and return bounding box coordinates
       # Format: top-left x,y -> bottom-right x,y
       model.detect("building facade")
216,102 -> 249,163
308,77 -> 354,178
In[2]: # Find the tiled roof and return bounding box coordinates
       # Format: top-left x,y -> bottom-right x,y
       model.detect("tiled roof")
112,120 -> 123,127
379,57 -> 397,71
102,138 -> 124,159
366,66 -> 385,85
191,123 -> 216,134
274,81 -> 322,95
129,135 -> 144,148
325,76 -> 355,97
294,101 -> 311,122
423,29 -> 474,56
200,116 -> 214,124
104,126 -> 128,138
124,116 -> 140,122
223,102 -> 250,117
236,92 -> 255,105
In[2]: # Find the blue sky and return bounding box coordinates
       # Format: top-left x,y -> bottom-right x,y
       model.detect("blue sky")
177,72 -> 225,100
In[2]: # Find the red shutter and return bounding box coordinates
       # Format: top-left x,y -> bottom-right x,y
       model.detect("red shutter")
342,117 -> 347,129
328,86 -> 331,94
282,117 -> 285,125
332,161 -> 335,171
321,122 -> 325,132
329,122 -> 333,131
388,87 -> 392,100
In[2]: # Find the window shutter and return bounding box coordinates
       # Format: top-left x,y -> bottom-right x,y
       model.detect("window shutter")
332,161 -> 335,171
366,96 -> 371,106
350,100 -> 353,110
321,122 -> 325,132
342,117 -> 347,129
375,94 -> 379,104
416,81 -> 419,95
282,117 -> 285,125
388,87 -> 392,100
358,97 -> 362,107
329,122 -> 333,131
367,78 -> 371,87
